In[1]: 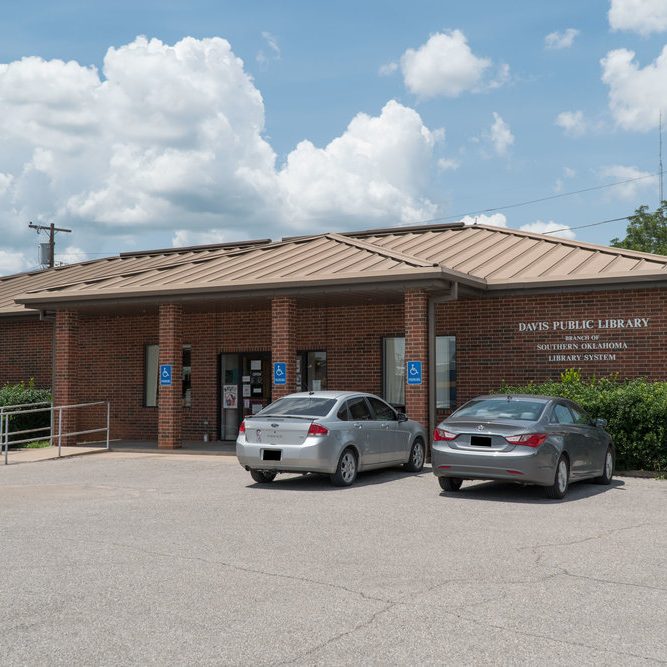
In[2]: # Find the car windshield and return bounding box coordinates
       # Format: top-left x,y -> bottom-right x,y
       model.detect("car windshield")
256,397 -> 336,418
451,398 -> 546,422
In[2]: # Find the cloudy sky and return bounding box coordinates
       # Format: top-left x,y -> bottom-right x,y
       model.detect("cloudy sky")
1,0 -> 666,274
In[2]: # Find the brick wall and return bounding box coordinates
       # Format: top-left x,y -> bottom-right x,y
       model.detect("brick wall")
437,287 -> 667,411
0,317 -> 52,388
5,285 -> 667,444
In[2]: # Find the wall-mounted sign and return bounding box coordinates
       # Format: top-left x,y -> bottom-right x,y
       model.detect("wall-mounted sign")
517,316 -> 650,364
159,364 -> 172,386
273,362 -> 286,385
407,361 -> 422,385
223,384 -> 238,409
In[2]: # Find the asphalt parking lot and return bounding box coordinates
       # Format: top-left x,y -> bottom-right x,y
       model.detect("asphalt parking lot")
1,453 -> 665,665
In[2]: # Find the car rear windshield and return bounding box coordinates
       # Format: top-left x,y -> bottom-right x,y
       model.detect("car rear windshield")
451,398 -> 546,422
256,397 -> 337,418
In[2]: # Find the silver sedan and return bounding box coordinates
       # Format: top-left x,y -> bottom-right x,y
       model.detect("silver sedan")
432,394 -> 614,499
236,391 -> 427,486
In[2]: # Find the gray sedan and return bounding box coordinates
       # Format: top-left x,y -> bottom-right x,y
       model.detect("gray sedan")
432,395 -> 614,499
236,391 -> 427,486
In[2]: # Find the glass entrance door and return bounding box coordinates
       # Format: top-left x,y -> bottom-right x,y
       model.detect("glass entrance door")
220,352 -> 271,440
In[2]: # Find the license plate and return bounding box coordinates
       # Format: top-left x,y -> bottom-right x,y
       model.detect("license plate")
262,449 -> 282,461
470,435 -> 492,447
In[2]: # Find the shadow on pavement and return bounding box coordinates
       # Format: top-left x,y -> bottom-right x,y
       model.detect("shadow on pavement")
244,465 -> 434,491
437,478 -> 625,503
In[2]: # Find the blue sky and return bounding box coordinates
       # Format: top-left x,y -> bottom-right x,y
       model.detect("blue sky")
0,0 -> 666,272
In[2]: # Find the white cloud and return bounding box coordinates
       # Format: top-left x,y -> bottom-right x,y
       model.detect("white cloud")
609,0 -> 667,35
599,164 -> 656,200
378,61 -> 398,76
555,166 -> 576,192
172,229 -> 231,247
601,46 -> 667,131
461,214 -> 575,239
520,220 -> 575,239
545,28 -> 580,50
398,30 -> 507,98
0,250 -> 30,275
0,37 -> 443,263
489,112 -> 514,156
56,245 -> 88,265
437,157 -> 460,171
277,100 -> 438,227
555,110 -> 587,136
461,213 -> 508,227
256,31 -> 281,66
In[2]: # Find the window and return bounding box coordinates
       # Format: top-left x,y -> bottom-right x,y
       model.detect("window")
569,405 -> 591,425
143,344 -> 192,408
383,337 -> 405,406
552,404 -> 574,424
182,345 -> 192,407
346,397 -> 372,420
452,398 -> 547,422
368,396 -> 397,421
337,403 -> 350,421
257,396 -> 336,418
144,344 -> 159,407
436,336 -> 456,409
296,351 -> 327,391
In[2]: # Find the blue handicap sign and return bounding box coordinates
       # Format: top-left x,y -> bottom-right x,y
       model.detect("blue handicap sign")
273,362 -> 286,385
159,364 -> 173,386
407,361 -> 422,385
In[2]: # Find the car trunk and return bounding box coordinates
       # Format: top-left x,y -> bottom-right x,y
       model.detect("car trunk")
444,420 -> 537,452
244,417 -> 314,446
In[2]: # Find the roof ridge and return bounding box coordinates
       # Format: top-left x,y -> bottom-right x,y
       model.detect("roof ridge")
325,232 -> 437,268
473,224 -> 667,263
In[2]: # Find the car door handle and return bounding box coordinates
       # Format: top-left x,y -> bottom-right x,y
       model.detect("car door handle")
381,423 -> 389,429
353,423 -> 363,429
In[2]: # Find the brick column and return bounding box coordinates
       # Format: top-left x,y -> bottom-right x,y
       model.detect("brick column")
54,310 -> 78,445
404,289 -> 429,429
158,303 -> 182,449
271,296 -> 296,400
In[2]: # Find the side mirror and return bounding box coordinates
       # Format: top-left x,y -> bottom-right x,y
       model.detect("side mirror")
397,412 -> 408,423
594,418 -> 607,428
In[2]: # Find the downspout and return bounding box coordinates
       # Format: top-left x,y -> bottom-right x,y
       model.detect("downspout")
428,283 -> 458,446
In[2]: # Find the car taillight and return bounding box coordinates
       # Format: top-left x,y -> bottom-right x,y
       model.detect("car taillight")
505,433 -> 547,448
433,427 -> 457,441
238,420 -> 246,434
307,423 -> 329,437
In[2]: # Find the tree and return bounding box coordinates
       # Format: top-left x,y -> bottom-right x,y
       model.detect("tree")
610,201 -> 667,255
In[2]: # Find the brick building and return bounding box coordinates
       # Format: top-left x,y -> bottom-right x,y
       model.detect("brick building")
2,222 -> 667,448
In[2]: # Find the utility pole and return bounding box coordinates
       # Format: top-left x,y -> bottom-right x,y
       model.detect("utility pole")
28,222 -> 72,268
660,111 -> 664,205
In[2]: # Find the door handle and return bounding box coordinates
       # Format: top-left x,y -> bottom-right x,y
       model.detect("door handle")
381,423 -> 389,429
353,423 -> 363,429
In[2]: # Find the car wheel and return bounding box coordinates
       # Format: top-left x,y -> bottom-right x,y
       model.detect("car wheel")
594,447 -> 614,485
250,469 -> 277,484
404,438 -> 425,473
544,455 -> 569,499
331,448 -> 358,487
438,477 -> 462,492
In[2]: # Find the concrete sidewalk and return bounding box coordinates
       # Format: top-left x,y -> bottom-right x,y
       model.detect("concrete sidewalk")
108,439 -> 236,455
2,444 -> 107,465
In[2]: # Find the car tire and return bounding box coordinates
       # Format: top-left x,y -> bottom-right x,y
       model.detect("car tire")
250,469 -> 277,484
404,438 -> 425,473
331,448 -> 358,487
544,455 -> 569,499
594,447 -> 614,485
438,477 -> 462,492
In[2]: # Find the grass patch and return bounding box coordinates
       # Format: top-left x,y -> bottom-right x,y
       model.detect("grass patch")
18,440 -> 51,449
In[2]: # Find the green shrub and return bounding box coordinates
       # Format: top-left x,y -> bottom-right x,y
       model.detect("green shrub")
0,380 -> 52,445
496,370 -> 667,472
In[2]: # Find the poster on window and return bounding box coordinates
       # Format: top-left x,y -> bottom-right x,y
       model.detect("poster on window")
223,384 -> 238,409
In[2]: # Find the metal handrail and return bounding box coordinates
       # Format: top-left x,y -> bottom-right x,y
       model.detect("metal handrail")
2,401 -> 110,465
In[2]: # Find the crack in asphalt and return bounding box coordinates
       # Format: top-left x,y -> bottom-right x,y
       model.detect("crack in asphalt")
441,608 -> 665,664
54,535 -> 395,606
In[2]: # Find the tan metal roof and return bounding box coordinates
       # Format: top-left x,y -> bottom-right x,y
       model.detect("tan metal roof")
0,239 -> 270,315
7,223 -> 667,313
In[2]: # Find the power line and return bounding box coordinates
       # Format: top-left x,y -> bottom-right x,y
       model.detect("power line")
541,215 -> 629,236
408,170 -> 662,226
